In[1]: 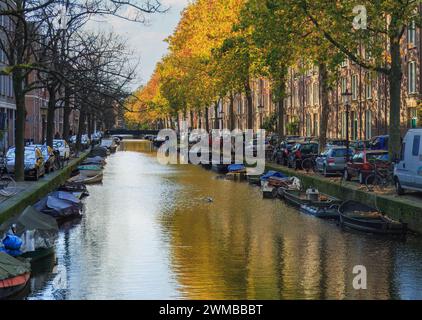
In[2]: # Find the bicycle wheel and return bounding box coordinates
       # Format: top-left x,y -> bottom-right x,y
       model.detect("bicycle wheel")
365,174 -> 383,191
302,158 -> 316,173
0,176 -> 17,197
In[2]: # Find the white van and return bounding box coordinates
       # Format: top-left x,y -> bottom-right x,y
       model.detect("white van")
394,129 -> 422,194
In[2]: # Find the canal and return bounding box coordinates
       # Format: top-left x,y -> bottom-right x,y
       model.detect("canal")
26,140 -> 422,300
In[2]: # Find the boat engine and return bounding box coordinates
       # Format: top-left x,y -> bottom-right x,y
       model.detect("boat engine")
306,188 -> 320,202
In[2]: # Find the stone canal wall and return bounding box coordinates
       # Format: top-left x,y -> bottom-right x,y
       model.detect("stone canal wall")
0,152 -> 89,223
266,163 -> 422,234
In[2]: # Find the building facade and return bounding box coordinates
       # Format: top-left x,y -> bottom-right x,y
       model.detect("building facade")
180,24 -> 421,140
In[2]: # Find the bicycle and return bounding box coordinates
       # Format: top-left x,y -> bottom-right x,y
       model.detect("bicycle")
301,155 -> 318,173
0,156 -> 18,197
365,161 -> 394,192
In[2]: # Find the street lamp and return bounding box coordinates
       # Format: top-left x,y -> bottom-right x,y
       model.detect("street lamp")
342,89 -> 352,162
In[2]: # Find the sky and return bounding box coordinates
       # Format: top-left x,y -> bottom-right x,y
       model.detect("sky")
89,0 -> 189,91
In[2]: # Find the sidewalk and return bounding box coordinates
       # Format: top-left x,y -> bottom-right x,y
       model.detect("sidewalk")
266,162 -> 422,234
0,152 -> 89,223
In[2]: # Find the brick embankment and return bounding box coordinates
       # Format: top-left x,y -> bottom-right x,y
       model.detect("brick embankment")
265,162 -> 422,234
0,152 -> 89,223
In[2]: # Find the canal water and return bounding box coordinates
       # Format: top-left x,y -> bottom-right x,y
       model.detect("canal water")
26,140 -> 422,300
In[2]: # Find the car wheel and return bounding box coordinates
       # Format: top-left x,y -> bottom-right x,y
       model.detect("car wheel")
395,177 -> 405,195
358,172 -> 365,184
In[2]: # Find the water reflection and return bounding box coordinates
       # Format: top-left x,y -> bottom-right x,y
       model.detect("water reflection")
27,140 -> 422,300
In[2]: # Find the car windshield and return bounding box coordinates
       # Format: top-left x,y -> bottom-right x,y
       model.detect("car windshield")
54,141 -> 63,148
301,144 -> 317,153
24,151 -> 36,161
331,149 -> 351,157
6,149 -> 15,159
367,153 -> 389,162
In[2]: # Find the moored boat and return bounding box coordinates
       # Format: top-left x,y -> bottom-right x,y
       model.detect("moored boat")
283,189 -> 340,208
0,252 -> 31,300
68,173 -> 103,185
0,206 -> 58,263
300,204 -> 340,219
77,165 -> 102,177
338,201 -> 408,236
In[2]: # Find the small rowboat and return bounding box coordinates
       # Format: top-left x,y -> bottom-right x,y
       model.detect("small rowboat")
262,182 -> 277,199
300,204 -> 340,220
77,165 -> 102,177
68,173 -> 103,185
339,201 -> 408,236
283,189 -> 340,208
0,252 -> 31,300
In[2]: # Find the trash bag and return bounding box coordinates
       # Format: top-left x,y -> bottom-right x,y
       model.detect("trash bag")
2,234 -> 22,251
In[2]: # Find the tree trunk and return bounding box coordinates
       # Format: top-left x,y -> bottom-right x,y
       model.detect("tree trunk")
229,94 -> 235,131
190,110 -> 194,129
205,107 -> 209,132
245,79 -> 253,130
214,101 -> 219,129
388,38 -> 403,160
62,87 -> 71,141
76,108 -> 86,153
319,62 -> 330,153
12,72 -> 25,182
46,85 -> 56,147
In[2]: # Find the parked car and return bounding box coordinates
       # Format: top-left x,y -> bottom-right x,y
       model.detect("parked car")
53,139 -> 71,160
394,129 -> 422,195
343,150 -> 390,184
350,140 -> 371,151
315,146 -> 354,176
33,144 -> 56,173
370,135 -> 389,150
287,142 -> 319,170
274,139 -> 301,166
326,139 -> 348,148
6,146 -> 46,180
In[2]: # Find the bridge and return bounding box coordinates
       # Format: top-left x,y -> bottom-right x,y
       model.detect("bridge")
106,129 -> 160,137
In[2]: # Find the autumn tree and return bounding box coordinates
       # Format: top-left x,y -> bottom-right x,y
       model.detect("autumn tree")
298,0 -> 420,158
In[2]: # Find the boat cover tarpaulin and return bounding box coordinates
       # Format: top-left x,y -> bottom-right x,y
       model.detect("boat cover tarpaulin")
0,252 -> 30,281
89,146 -> 108,157
34,194 -> 81,219
228,164 -> 246,172
0,206 -> 58,236
49,191 -> 81,206
0,206 -> 59,253
260,171 -> 287,181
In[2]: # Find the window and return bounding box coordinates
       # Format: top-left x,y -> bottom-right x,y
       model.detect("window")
353,153 -> 364,163
341,59 -> 348,68
307,84 -> 312,105
365,73 -> 372,99
352,75 -> 358,100
313,83 -> 319,105
341,77 -> 347,94
401,143 -> 406,161
306,114 -> 311,137
409,107 -> 417,128
408,61 -> 417,94
408,20 -> 416,45
412,135 -> 420,156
